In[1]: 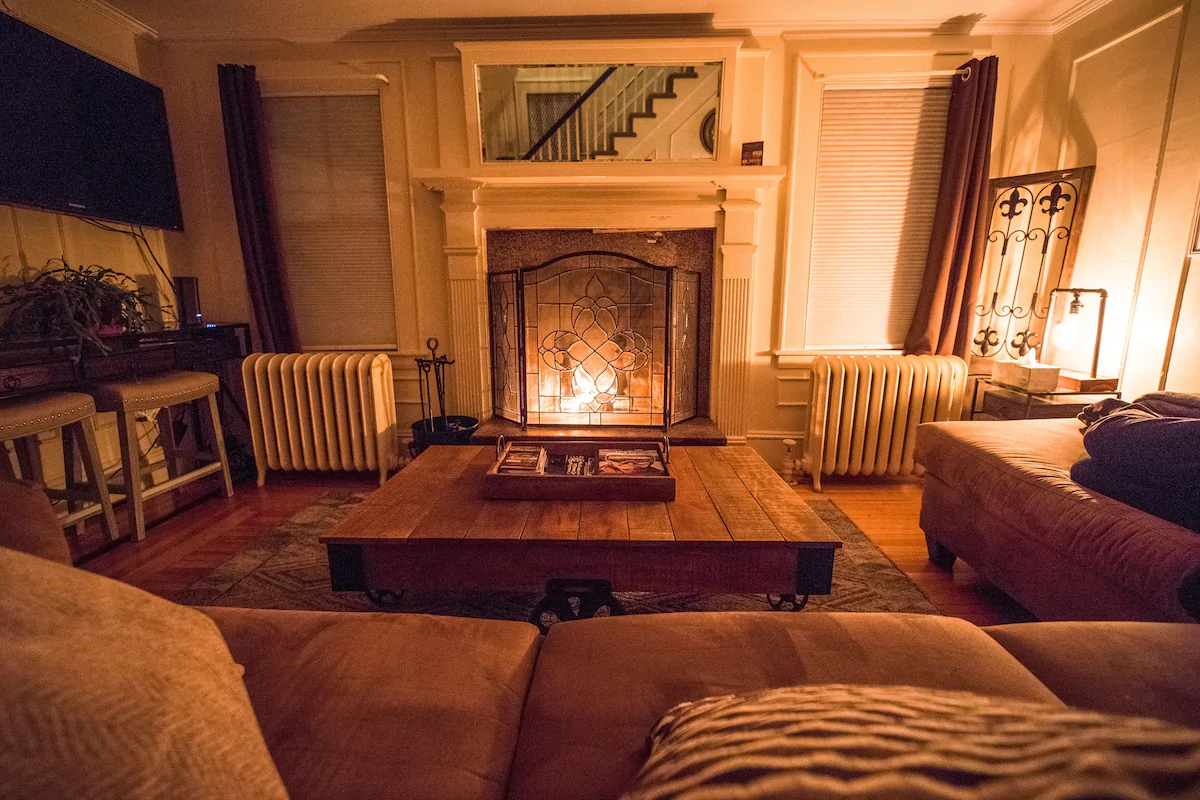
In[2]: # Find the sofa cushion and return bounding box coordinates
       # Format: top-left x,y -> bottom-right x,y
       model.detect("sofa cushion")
622,684 -> 1200,800
916,419 -> 1200,621
201,607 -> 540,800
985,621 -> 1200,728
0,479 -> 71,565
0,546 -> 289,800
505,612 -> 1060,800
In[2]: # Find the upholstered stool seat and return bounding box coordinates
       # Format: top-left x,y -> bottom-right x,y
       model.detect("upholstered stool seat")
91,371 -> 221,414
87,370 -> 233,541
0,391 -> 96,440
0,391 -> 118,546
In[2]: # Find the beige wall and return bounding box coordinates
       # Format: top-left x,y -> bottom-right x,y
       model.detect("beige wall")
1035,0 -> 1200,396
149,25 -> 1062,464
114,1 -> 1200,474
1,0 -> 171,486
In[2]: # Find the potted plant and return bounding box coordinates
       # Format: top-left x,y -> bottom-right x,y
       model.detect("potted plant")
0,259 -> 160,351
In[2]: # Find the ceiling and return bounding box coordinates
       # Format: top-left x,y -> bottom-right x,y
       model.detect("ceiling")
102,0 -> 1100,41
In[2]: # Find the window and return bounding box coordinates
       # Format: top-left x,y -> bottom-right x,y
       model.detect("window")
803,82 -> 950,350
263,94 -> 397,350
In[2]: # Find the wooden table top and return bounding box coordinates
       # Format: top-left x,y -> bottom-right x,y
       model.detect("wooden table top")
323,445 -> 842,549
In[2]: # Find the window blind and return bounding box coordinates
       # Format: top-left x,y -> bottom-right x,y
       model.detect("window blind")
804,83 -> 951,350
263,94 -> 397,350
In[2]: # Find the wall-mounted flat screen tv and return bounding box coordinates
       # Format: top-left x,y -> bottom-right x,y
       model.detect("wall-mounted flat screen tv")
0,13 -> 184,231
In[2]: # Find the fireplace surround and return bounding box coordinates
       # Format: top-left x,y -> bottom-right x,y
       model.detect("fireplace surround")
417,167 -> 785,442
486,229 -> 713,428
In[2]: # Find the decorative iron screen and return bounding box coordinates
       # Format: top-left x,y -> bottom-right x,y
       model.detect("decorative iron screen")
973,167 -> 1095,359
487,252 -> 700,427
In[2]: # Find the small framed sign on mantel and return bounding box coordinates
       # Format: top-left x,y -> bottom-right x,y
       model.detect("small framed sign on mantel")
741,141 -> 764,166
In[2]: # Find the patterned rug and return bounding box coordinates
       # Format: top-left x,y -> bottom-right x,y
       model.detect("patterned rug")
174,494 -> 941,618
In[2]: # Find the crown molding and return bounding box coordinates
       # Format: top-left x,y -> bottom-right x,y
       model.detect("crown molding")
1051,0 -> 1118,33
95,0 -> 1117,46
153,13 -> 739,44
726,0 -> 1120,39
78,0 -> 157,40
735,17 -> 1056,38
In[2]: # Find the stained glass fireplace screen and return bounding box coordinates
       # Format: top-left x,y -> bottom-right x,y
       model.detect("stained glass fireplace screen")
487,252 -> 700,427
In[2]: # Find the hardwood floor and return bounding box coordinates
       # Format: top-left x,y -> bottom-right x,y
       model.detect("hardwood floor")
81,468 -> 1032,626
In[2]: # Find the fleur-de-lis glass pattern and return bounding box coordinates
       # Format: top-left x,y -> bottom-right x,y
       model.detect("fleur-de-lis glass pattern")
536,268 -> 654,413
487,251 -> 701,427
488,272 -> 521,422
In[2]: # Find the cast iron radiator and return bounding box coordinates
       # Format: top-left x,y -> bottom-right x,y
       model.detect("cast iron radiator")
242,352 -> 397,487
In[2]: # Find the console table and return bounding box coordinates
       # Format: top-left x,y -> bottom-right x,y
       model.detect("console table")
0,324 -> 250,401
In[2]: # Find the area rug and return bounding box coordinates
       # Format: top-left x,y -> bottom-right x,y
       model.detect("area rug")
174,493 -> 941,617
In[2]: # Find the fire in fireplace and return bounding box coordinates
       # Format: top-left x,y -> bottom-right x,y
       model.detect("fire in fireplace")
488,250 -> 703,427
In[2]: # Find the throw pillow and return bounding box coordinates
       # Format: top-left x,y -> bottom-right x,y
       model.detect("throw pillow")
1135,391 -> 1200,419
0,546 -> 290,800
622,684 -> 1200,800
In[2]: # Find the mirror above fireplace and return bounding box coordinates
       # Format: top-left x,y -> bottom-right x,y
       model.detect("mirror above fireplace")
476,63 -> 722,163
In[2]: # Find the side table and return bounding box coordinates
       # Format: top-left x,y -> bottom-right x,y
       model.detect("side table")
970,378 -> 1120,421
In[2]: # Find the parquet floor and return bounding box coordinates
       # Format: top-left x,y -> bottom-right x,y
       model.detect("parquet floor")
82,469 -> 1032,626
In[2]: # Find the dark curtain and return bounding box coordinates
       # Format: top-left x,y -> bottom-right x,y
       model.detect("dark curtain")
903,56 -> 999,358
217,64 -> 297,353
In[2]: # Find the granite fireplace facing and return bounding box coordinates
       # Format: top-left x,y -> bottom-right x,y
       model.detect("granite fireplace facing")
485,229 -> 714,430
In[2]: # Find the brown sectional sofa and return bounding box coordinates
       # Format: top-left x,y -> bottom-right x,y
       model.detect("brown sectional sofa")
916,418 -> 1200,623
202,607 -> 1200,800
5,479 -> 1200,800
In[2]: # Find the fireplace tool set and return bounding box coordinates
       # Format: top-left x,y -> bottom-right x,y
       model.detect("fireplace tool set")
411,337 -> 479,456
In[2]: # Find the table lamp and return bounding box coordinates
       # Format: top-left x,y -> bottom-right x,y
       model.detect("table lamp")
1048,287 -> 1107,379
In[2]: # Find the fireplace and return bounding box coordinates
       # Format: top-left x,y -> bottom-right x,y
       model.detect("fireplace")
486,230 -> 713,428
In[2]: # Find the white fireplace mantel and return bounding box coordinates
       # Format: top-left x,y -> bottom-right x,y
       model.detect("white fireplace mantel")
412,164 -> 786,190
416,165 -> 785,442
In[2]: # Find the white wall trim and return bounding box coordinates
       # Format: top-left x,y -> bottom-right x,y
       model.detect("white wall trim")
728,1 -> 1118,38
1052,0 -> 1120,33
78,0 -> 158,39
766,19 -> 1054,37
745,429 -> 806,441
66,1 -> 1117,46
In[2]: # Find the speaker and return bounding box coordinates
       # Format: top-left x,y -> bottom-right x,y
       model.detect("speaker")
175,276 -> 204,327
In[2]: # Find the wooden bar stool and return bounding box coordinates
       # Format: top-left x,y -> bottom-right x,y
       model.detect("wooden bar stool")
90,370 -> 234,541
0,391 -> 119,543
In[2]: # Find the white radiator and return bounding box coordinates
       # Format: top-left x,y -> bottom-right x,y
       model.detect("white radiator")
242,353 -> 398,487
803,354 -> 967,491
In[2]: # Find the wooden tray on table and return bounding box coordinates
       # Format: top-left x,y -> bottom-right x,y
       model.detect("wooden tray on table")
483,438 -> 675,501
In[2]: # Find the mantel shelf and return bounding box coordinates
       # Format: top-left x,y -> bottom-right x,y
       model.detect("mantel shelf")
413,164 -> 787,191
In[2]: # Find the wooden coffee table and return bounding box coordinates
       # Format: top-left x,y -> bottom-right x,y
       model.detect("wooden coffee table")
322,445 -> 841,625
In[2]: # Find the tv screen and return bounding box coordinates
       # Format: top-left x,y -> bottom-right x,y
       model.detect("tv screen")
0,13 -> 184,231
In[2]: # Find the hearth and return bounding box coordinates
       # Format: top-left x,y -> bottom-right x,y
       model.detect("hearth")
486,229 -> 713,429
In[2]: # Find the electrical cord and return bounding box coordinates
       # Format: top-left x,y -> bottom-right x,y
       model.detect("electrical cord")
77,217 -> 178,323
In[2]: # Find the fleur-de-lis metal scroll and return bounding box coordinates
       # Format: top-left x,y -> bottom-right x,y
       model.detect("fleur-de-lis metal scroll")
974,167 -> 1095,360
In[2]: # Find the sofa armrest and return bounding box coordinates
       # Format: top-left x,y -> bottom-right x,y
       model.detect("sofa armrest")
985,621 -> 1200,728
0,480 -> 71,566
916,420 -> 1200,622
